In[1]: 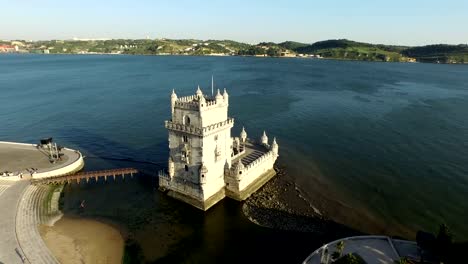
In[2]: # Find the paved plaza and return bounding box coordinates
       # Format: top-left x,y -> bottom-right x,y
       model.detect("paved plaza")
0,180 -> 29,264
0,142 -> 80,176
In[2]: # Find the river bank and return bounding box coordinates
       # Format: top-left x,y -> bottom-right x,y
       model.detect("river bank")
39,217 -> 124,264
35,184 -> 125,264
242,165 -> 415,240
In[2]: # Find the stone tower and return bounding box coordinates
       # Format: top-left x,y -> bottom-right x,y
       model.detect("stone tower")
160,84 -> 279,211
163,87 -> 233,209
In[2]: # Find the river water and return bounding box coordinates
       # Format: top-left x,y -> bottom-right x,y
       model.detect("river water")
1,54 -> 467,262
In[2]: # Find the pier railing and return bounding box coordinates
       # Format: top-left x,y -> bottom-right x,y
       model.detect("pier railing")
31,168 -> 138,185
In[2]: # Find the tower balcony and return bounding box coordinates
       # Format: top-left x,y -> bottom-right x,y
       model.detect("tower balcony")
165,118 -> 234,137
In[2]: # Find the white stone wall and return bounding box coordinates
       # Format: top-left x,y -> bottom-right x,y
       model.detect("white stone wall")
172,107 -> 202,127
159,174 -> 203,199
225,150 -> 278,194
199,123 -> 231,199
199,101 -> 228,127
168,131 -> 201,183
238,151 -> 277,191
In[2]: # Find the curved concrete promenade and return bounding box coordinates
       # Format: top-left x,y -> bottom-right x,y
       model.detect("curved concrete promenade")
0,181 -> 61,264
16,185 -> 59,264
0,180 -> 29,264
302,235 -> 421,264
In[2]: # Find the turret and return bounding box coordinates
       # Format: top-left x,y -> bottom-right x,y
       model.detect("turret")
261,131 -> 268,146
199,163 -> 208,184
199,93 -> 206,107
197,85 -> 206,107
196,85 -> 203,98
240,127 -> 247,143
215,89 -> 223,103
234,158 -> 244,178
170,89 -> 178,115
224,160 -> 230,176
168,156 -> 175,178
223,88 -> 229,104
271,137 -> 279,156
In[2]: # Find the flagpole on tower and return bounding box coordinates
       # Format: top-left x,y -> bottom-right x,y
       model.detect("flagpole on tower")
211,75 -> 214,96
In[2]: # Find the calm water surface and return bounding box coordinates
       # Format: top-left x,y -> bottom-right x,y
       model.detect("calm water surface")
1,54 -> 467,262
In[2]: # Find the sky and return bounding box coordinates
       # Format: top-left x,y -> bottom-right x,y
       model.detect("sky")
1,0 -> 467,46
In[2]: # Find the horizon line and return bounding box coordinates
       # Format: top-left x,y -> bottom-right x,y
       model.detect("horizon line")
1,37 -> 467,47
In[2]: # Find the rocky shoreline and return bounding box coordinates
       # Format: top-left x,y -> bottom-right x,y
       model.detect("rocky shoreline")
243,166 -> 362,237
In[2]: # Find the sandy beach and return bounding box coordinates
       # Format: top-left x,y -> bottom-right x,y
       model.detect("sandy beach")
39,216 -> 124,264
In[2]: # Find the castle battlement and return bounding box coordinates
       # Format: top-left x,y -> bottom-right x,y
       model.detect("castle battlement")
165,120 -> 203,136
177,95 -> 197,102
174,95 -> 225,111
165,118 -> 234,136
160,84 -> 278,210
174,100 -> 199,110
244,150 -> 276,170
202,118 -> 234,134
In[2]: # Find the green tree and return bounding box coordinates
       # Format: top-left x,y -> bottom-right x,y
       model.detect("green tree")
394,257 -> 409,264
336,241 -> 345,257
266,47 -> 280,57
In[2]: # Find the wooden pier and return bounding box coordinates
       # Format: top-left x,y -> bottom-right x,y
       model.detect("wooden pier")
31,168 -> 138,185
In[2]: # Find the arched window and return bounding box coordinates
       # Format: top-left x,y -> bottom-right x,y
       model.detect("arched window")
185,165 -> 189,172
183,136 -> 188,143
184,116 -> 191,125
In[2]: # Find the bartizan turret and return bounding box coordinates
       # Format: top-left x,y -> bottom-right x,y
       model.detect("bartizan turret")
233,158 -> 244,179
240,127 -> 247,143
198,88 -> 206,107
168,156 -> 175,178
171,89 -> 178,115
224,160 -> 231,176
261,131 -> 269,146
215,89 -> 223,103
196,85 -> 203,98
199,163 -> 208,184
223,88 -> 229,104
271,137 -> 279,156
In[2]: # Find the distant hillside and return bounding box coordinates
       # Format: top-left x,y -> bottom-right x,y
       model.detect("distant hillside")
4,38 -> 467,63
290,39 -> 468,63
278,41 -> 309,51
402,44 -> 468,63
18,39 -> 250,56
237,42 -> 295,57
293,39 -> 411,62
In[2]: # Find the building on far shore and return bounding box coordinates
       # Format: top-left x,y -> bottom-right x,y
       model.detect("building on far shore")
158,86 -> 279,210
0,45 -> 16,53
